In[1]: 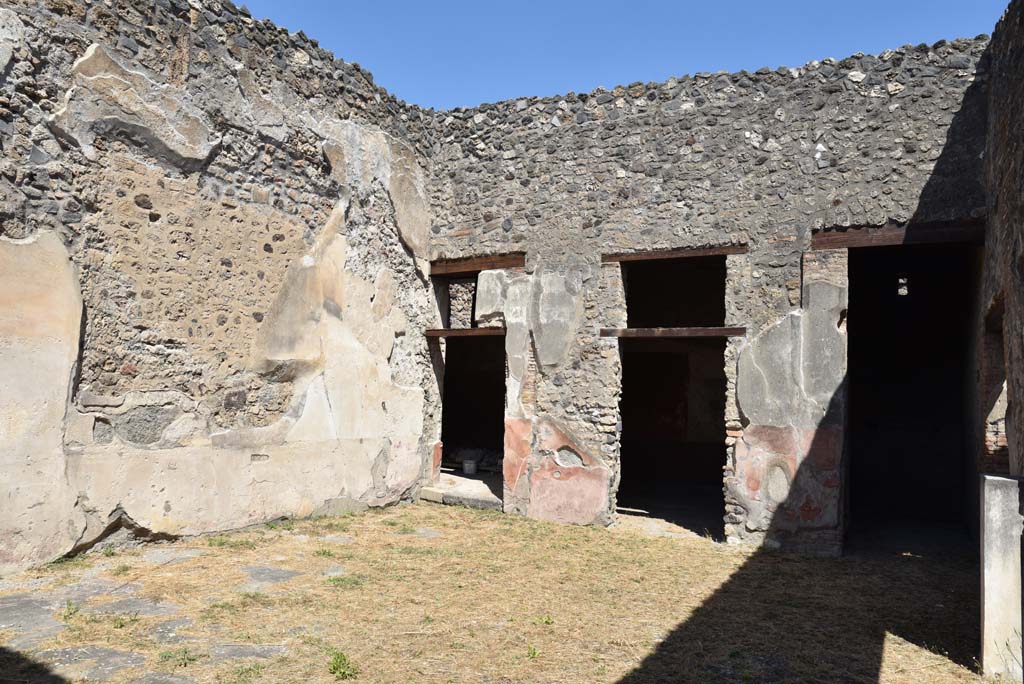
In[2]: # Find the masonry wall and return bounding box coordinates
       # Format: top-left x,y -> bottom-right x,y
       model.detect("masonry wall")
984,0 -> 1024,480
980,6 -> 1024,674
430,37 -> 989,549
0,0 -> 1000,571
0,0 -> 443,572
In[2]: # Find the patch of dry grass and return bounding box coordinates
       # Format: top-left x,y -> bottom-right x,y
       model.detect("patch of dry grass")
0,503 -> 984,683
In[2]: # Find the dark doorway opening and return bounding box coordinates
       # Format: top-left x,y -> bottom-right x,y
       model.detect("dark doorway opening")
847,243 -> 977,553
618,339 -> 728,538
616,255 -> 729,539
440,336 -> 506,500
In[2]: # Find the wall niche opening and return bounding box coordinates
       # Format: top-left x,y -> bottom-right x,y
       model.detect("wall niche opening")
622,255 -> 726,327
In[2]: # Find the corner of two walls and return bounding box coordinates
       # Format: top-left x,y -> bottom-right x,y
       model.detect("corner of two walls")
979,1 -> 1024,678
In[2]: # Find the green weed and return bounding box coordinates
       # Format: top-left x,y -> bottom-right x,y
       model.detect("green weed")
327,649 -> 358,679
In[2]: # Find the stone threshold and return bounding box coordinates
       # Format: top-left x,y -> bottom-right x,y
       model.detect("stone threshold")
421,470 -> 503,511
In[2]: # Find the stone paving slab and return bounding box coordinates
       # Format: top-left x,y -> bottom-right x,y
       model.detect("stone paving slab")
60,577 -> 130,604
208,643 -> 286,663
0,593 -> 65,650
0,574 -> 152,650
83,596 -> 181,618
320,534 -> 354,545
238,565 -> 302,594
139,548 -> 206,565
150,617 -> 195,644
242,565 -> 300,584
33,646 -> 146,681
133,674 -> 195,684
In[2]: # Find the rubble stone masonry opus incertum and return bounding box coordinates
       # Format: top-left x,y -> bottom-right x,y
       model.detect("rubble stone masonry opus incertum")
0,0 -> 1021,603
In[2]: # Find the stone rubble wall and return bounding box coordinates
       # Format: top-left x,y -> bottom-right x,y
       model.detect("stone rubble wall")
431,36 -> 989,546
980,5 -> 1024,675
0,0 -> 443,573
0,0 -> 1005,569
984,0 -> 1024,479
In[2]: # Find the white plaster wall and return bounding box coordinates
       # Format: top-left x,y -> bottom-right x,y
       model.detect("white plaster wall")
0,233 -> 82,573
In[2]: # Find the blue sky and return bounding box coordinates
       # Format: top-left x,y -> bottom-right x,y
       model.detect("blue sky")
242,0 -> 1008,110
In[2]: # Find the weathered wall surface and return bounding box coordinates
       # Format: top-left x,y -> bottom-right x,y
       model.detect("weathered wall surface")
0,0 -> 1003,568
0,232 -> 81,571
732,249 -> 848,552
984,0 -> 1024,480
0,0 -> 441,572
981,5 -> 1024,677
431,38 -> 989,546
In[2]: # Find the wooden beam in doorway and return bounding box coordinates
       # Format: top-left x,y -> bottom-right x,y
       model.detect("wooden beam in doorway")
430,253 -> 526,277
600,327 -> 747,338
425,328 -> 507,338
810,222 -> 985,250
601,244 -> 748,263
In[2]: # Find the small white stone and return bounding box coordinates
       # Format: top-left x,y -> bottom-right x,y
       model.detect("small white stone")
848,70 -> 867,83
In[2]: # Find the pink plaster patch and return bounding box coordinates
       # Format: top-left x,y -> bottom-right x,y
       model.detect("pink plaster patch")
527,456 -> 611,525
804,425 -> 843,469
799,495 -> 823,522
431,441 -> 443,484
743,425 -> 798,459
501,416 -> 613,525
503,418 -> 533,492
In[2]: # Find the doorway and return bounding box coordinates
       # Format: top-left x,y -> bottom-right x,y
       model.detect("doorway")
847,243 -> 977,551
618,338 -> 728,538
439,335 -> 506,501
616,255 -> 729,539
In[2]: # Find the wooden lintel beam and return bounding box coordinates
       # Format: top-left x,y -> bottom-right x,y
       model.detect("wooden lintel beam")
602,244 -> 748,263
600,327 -> 747,338
425,328 -> 507,338
430,253 -> 526,277
811,222 -> 985,250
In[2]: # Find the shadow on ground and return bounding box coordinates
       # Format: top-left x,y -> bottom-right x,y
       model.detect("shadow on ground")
0,647 -> 69,684
617,389 -> 980,683
616,392 -> 979,684
615,530 -> 978,683
618,302 -> 982,682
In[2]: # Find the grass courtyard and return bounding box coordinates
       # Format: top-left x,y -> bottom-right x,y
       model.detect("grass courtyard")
0,503 -> 984,684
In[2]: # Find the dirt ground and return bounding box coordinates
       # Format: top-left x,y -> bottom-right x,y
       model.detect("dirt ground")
0,503 -> 984,684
